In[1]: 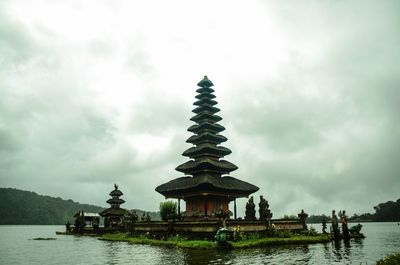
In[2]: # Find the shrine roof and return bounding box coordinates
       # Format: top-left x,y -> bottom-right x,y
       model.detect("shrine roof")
176,158 -> 238,175
186,132 -> 227,145
155,175 -> 259,197
197,75 -> 214,87
99,208 -> 128,217
106,197 -> 125,205
109,189 -> 123,197
182,143 -> 231,158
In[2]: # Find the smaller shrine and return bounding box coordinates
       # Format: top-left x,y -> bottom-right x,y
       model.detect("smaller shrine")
99,184 -> 128,228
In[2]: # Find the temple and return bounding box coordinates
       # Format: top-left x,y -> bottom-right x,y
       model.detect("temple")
156,76 -> 259,219
100,184 -> 128,228
59,76 -> 309,237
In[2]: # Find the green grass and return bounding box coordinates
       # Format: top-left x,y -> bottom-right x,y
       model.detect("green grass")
100,233 -> 331,249
376,252 -> 400,265
100,233 -> 215,249
231,234 -> 331,248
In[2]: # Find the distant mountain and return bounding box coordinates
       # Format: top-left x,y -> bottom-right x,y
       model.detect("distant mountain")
0,188 -> 160,225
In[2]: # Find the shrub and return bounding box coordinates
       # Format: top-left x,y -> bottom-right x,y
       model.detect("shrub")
159,201 -> 177,221
299,227 -> 318,236
233,225 -> 244,241
376,252 -> 400,265
349,224 -> 363,235
243,233 -> 260,241
265,227 -> 292,238
168,234 -> 187,242
282,214 -> 297,219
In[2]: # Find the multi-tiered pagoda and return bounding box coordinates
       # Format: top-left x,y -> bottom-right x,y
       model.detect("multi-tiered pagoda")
156,76 -> 259,219
100,184 -> 128,227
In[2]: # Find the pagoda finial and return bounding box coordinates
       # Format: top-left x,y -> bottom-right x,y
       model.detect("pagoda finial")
114,183 -> 118,190
197,75 -> 214,87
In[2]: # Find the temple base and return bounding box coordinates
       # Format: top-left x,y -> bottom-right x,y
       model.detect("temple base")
183,195 -> 231,220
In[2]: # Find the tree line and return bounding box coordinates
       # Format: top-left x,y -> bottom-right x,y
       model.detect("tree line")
0,188 -> 159,225
306,198 -> 400,223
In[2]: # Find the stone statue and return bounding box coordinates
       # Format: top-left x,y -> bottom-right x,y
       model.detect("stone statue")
322,218 -> 327,234
331,210 -> 340,241
215,206 -> 230,227
92,217 -> 99,230
245,196 -> 256,220
341,210 -> 349,241
131,211 -> 138,223
74,211 -> 85,233
258,196 -> 273,221
146,212 -> 151,222
65,221 -> 71,232
298,209 -> 308,229
141,212 -> 146,221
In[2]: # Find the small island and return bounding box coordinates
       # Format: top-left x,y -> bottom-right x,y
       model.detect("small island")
99,231 -> 332,249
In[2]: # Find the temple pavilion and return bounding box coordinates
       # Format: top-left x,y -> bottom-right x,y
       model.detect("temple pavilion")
156,76 -> 259,219
100,184 -> 128,227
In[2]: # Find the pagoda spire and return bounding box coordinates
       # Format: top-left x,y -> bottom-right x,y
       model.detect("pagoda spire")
176,76 -> 238,177
106,184 -> 125,209
155,76 -> 259,219
99,184 -> 128,228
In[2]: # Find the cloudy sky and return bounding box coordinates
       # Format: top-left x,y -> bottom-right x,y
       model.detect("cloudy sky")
1,0 -> 399,217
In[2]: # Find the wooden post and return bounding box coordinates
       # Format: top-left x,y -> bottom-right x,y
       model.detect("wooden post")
204,198 -> 208,218
178,198 -> 181,221
234,198 -> 237,220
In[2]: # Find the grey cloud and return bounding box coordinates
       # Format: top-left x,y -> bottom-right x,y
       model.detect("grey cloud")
1,0 -> 399,217
0,18 -> 36,65
219,1 -> 400,216
87,39 -> 114,58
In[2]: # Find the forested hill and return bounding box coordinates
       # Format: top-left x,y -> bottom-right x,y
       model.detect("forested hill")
306,198 -> 400,223
0,188 -> 105,225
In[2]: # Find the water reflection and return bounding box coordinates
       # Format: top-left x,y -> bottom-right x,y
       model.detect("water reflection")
1,223 -> 400,265
180,240 -> 371,265
157,246 -> 186,265
183,249 -> 227,265
100,241 -> 186,265
104,241 -> 121,265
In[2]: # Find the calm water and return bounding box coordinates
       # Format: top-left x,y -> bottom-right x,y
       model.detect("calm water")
0,223 -> 399,265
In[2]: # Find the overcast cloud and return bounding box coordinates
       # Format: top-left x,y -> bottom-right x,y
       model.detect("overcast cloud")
0,0 -> 399,217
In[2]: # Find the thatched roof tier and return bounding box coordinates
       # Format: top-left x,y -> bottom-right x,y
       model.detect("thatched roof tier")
190,112 -> 222,123
187,122 -> 225,134
186,132 -> 227,145
192,104 -> 220,114
109,189 -> 123,197
155,175 -> 259,198
182,143 -> 232,158
99,207 -> 128,217
197,75 -> 214,87
194,98 -> 218,106
106,197 -> 125,205
196,87 -> 215,94
176,158 -> 238,175
195,93 -> 216,100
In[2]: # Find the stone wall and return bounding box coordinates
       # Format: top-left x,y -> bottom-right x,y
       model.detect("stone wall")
128,218 -> 305,238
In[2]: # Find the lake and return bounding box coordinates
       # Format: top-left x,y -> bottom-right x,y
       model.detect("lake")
0,223 -> 399,264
